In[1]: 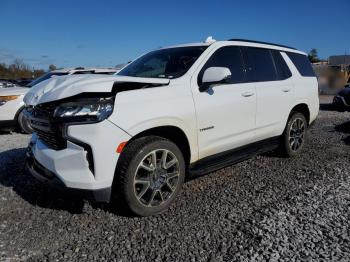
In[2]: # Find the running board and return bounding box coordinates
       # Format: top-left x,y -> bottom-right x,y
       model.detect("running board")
189,137 -> 279,178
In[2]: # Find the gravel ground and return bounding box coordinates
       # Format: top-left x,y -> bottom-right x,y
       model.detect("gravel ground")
0,102 -> 350,261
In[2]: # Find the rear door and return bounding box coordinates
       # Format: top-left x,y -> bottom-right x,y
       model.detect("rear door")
191,46 -> 257,159
242,47 -> 294,140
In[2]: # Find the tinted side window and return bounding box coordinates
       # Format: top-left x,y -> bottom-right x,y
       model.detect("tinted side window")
271,50 -> 292,80
286,52 -> 315,77
244,47 -> 277,82
198,46 -> 245,85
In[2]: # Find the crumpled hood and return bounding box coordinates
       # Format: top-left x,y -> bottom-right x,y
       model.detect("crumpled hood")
0,86 -> 29,96
338,87 -> 350,97
24,74 -> 170,106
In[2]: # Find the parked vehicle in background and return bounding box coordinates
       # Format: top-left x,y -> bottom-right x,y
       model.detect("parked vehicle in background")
0,68 -> 120,133
0,86 -> 32,133
25,67 -> 119,88
115,63 -> 128,72
333,83 -> 350,111
15,78 -> 34,87
24,38 -> 319,216
0,80 -> 16,88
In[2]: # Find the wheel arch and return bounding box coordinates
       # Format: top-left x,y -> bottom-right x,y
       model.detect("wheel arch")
289,103 -> 310,125
126,125 -> 193,169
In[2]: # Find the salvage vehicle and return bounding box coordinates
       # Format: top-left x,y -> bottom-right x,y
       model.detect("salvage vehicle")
24,38 -> 319,216
333,83 -> 350,111
0,68 -> 119,133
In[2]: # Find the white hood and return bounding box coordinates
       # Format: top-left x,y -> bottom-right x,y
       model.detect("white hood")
24,74 -> 170,106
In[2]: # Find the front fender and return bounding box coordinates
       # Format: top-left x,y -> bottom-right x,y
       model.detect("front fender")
113,117 -> 199,163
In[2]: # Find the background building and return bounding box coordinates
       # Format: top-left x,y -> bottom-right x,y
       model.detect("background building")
313,55 -> 350,95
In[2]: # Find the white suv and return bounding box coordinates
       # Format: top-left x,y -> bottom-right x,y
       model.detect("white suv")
0,68 -> 118,133
24,38 -> 319,216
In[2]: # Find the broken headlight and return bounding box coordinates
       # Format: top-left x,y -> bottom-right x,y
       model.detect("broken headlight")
53,97 -> 114,123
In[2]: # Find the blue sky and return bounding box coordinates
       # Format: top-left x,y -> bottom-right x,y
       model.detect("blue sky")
1,0 -> 349,70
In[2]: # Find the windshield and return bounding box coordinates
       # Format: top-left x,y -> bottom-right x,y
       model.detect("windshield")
118,46 -> 207,79
27,72 -> 68,87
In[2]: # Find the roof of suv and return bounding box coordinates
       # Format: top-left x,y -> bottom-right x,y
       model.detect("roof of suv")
165,37 -> 305,55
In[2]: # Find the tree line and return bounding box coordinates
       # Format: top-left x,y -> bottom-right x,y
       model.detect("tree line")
0,59 -> 57,80
308,48 -> 324,63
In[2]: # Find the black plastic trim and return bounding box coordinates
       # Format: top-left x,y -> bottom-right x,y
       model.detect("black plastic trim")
0,120 -> 16,130
189,137 -> 279,177
112,81 -> 169,94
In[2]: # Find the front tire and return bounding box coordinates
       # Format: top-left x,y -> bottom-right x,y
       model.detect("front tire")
17,109 -> 33,134
279,112 -> 307,157
114,136 -> 185,216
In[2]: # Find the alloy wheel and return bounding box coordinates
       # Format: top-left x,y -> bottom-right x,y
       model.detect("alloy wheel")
288,117 -> 306,151
133,149 -> 180,207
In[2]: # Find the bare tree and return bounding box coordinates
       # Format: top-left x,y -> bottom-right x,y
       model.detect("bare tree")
49,64 -> 57,71
0,59 -> 45,80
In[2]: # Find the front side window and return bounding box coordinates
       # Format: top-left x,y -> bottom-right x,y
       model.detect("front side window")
198,46 -> 245,85
118,46 -> 207,79
244,47 -> 277,82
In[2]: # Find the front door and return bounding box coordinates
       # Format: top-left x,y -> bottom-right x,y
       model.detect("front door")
191,46 -> 257,159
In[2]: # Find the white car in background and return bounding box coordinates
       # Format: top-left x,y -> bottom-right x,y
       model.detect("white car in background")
0,67 -> 119,133
0,85 -> 31,132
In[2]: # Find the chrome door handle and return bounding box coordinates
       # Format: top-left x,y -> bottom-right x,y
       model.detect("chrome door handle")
282,88 -> 291,92
241,91 -> 254,97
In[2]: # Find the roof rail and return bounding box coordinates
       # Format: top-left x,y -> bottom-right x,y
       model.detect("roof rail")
228,39 -> 297,50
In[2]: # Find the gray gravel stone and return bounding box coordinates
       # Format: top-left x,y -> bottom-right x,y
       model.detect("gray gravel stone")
0,108 -> 349,261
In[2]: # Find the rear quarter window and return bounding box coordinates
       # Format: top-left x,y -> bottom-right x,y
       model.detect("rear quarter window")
286,52 -> 315,77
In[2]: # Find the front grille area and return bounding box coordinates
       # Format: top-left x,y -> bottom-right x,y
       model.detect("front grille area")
26,105 -> 67,150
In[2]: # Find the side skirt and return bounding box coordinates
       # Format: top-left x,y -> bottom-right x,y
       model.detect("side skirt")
188,136 -> 280,178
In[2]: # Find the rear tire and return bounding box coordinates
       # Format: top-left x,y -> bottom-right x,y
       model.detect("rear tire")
17,109 -> 33,134
113,136 -> 185,216
279,112 -> 307,157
